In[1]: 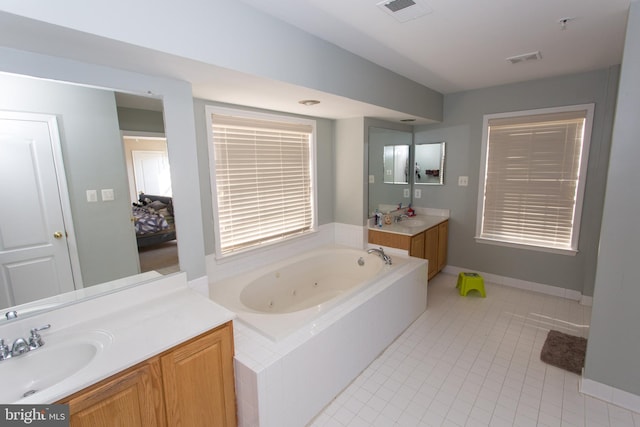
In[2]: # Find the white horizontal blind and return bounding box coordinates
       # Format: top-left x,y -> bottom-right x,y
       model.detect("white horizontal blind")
479,109 -> 589,251
211,113 -> 313,255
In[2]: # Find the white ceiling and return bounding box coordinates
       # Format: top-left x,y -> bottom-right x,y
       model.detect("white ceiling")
238,0 -> 631,94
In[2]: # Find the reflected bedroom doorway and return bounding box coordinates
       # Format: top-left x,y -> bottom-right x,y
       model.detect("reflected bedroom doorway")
123,135 -> 179,275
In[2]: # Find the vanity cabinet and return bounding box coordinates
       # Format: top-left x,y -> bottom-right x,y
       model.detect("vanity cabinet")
369,219 -> 448,279
60,321 -> 236,427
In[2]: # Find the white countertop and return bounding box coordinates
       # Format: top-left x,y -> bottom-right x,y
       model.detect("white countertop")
369,214 -> 448,236
0,272 -> 235,404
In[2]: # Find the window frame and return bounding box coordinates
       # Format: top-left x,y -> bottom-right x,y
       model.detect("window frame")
475,104 -> 595,255
206,105 -> 318,259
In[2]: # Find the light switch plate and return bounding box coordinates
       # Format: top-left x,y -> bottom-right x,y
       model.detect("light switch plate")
101,189 -> 115,201
403,188 -> 410,198
369,175 -> 375,184
86,190 -> 97,203
414,189 -> 422,199
458,176 -> 469,186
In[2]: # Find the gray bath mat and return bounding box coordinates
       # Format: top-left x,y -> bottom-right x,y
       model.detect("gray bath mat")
540,330 -> 587,374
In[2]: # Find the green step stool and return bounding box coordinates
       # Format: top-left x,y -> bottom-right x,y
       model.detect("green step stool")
457,272 -> 486,297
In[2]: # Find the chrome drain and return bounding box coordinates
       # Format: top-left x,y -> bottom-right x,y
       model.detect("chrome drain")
23,389 -> 37,397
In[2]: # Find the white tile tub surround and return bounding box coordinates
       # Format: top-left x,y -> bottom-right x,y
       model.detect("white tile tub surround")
230,254 -> 428,427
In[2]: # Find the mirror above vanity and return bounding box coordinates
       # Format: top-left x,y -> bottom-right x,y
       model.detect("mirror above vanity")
0,71 -> 181,319
368,127 -> 413,216
414,142 -> 446,186
368,124 -> 447,217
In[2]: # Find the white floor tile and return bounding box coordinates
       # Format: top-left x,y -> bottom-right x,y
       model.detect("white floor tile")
310,274 -> 640,427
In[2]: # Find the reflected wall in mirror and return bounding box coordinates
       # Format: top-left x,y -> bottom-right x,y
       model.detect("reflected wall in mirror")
0,72 -> 179,313
414,142 -> 445,185
383,145 -> 409,184
368,127 -> 412,216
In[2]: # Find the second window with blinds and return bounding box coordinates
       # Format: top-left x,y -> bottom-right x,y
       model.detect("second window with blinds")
476,104 -> 594,254
206,106 -> 316,257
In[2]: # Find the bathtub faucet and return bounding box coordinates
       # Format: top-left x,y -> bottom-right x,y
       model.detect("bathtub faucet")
367,247 -> 392,265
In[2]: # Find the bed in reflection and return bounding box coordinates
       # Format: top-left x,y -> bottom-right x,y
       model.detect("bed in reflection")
133,193 -> 176,248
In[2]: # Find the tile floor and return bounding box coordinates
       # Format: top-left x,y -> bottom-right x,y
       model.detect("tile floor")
309,273 -> 640,427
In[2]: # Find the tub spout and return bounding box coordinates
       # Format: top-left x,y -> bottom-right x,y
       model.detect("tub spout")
367,247 -> 392,265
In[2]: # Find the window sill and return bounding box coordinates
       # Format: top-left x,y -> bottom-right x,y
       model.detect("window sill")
474,237 -> 578,256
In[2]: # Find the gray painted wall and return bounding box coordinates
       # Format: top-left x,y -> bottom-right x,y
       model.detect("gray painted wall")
0,2 -> 443,122
334,118 -> 365,226
117,107 -> 165,134
0,73 -> 139,285
193,99 -> 335,256
584,1 -> 640,396
413,67 -> 619,296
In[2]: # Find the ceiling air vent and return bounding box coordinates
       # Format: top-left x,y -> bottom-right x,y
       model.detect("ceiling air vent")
376,0 -> 433,23
506,51 -> 542,65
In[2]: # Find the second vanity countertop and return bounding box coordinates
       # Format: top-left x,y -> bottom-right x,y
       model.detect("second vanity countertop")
0,273 -> 234,404
369,214 -> 449,237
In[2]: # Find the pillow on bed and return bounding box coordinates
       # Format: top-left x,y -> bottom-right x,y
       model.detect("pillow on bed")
148,200 -> 167,210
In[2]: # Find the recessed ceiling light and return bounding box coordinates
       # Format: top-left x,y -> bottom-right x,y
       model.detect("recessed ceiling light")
299,99 -> 320,106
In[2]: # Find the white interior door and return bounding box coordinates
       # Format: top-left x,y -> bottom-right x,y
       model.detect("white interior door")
0,112 -> 76,308
132,150 -> 172,197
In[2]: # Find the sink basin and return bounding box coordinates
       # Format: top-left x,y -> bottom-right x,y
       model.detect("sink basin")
0,330 -> 111,402
400,219 -> 427,228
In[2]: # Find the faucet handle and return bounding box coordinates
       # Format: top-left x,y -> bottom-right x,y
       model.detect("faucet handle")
29,324 -> 51,349
0,339 -> 10,360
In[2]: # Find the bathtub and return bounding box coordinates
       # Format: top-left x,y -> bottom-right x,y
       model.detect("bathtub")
212,246 -> 401,341
210,245 -> 428,427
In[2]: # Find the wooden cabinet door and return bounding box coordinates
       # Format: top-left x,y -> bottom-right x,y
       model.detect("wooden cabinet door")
63,360 -> 165,427
425,226 -> 439,279
437,221 -> 448,271
409,231 -> 425,258
161,323 -> 236,427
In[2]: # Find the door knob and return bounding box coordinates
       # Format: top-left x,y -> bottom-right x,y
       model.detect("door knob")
53,231 -> 63,239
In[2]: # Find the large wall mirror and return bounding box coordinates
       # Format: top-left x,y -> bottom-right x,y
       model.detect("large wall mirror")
368,127 -> 413,216
0,72 -> 179,317
414,142 -> 445,185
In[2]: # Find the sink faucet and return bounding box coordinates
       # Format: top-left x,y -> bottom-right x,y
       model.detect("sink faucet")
394,214 -> 409,223
0,324 -> 51,361
367,247 -> 392,265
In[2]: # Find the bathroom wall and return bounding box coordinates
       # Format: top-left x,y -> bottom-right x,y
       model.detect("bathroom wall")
117,107 -> 165,134
585,0 -> 640,400
414,67 -> 619,296
192,99 -> 335,256
334,118 -> 366,227
0,1 -> 443,122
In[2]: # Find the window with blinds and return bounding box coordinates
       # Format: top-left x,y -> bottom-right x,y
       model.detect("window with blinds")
207,108 -> 315,256
476,105 -> 594,254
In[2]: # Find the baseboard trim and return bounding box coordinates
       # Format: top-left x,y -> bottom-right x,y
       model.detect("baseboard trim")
443,265 -> 584,301
580,376 -> 640,413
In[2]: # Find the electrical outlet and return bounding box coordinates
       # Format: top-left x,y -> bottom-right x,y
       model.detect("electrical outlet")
414,189 -> 422,199
403,188 -> 410,198
458,176 -> 469,187
101,189 -> 115,201
86,190 -> 97,203
369,175 -> 375,184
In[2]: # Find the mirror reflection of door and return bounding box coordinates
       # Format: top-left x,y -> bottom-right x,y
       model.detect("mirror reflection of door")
0,112 -> 78,308
123,136 -> 178,275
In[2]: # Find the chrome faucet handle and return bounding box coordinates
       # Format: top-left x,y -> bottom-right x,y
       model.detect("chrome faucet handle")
5,310 -> 18,320
11,338 -> 29,356
0,339 -> 10,360
28,324 -> 51,349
